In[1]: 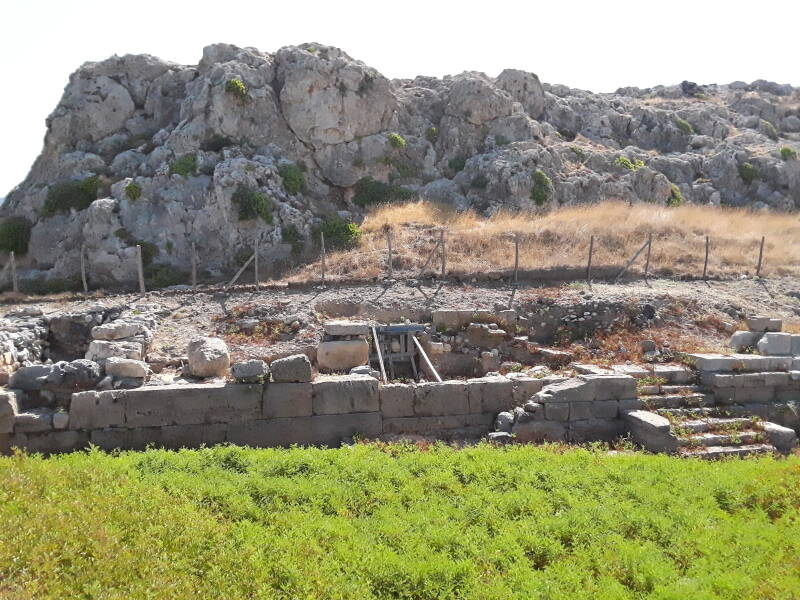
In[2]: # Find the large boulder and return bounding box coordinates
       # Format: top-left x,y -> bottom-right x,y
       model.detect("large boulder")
271,354 -> 312,383
186,337 -> 230,378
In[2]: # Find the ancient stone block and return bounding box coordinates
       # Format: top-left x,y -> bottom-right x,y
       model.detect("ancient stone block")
317,340 -> 369,372
15,408 -> 54,433
271,354 -> 312,383
762,422 -> 798,453
414,381 -> 469,416
569,401 -> 592,421
545,403 -> 569,421
227,417 -> 314,448
537,378 -> 594,403
581,374 -> 637,400
465,323 -> 507,349
69,390 -> 126,430
86,340 -> 143,363
511,420 -> 567,443
0,391 -> 19,434
124,383 -> 262,427
465,375 -> 513,413
310,412 -> 382,445
382,415 -> 466,435
729,331 -> 762,352
508,376 -> 545,404
379,383 -> 415,418
569,419 -> 623,442
17,430 -> 89,454
262,383 -> 312,418
231,360 -> 268,383
312,375 -> 379,415
590,400 -> 619,420
757,333 -> 792,356
105,357 -> 149,379
323,320 -> 371,336
623,410 -> 678,453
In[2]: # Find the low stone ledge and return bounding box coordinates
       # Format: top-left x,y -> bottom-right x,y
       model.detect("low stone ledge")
312,375 -> 379,415
379,383 -> 415,418
262,383 -> 312,419
622,410 -> 678,453
90,423 -> 227,452
414,381 -> 469,416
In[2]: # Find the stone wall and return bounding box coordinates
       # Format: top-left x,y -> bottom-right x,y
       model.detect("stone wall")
0,373 -> 553,454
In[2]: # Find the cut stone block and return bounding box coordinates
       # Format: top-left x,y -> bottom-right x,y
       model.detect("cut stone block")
580,374 -> 637,400
569,401 -> 592,420
69,390 -> 126,430
0,390 -> 19,434
792,335 -> 800,356
91,424 -> 227,451
323,320 -> 371,336
591,400 -> 619,420
310,412 -> 382,445
509,376 -> 545,404
14,430 -> 89,454
105,357 -> 149,379
729,331 -> 762,352
383,415 -> 466,435
623,410 -> 678,453
52,411 -> 69,430
569,419 -> 623,442
262,383 -> 312,418
86,340 -> 143,363
379,383 -> 415,418
544,403 -> 569,421
124,383 -> 262,427
15,408 -> 54,433
414,381 -> 469,416
466,375 -> 513,413
761,422 -> 798,453
227,417 -> 315,448
312,375 -> 379,415
745,316 -> 781,332
756,333 -> 792,356
92,321 -> 150,341
611,364 -> 650,378
231,360 -> 269,383
511,420 -> 567,443
465,323 -> 507,349
317,340 -> 369,372
536,378 -> 594,403
271,354 -> 312,383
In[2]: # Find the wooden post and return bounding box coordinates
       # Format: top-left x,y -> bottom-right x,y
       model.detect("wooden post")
80,243 -> 88,293
412,335 -> 442,382
702,235 -> 709,281
417,238 -> 442,279
513,233 -> 519,284
191,242 -> 197,292
227,253 -> 255,288
135,245 -> 145,294
386,228 -> 393,279
372,326 -> 388,384
586,235 -> 594,285
320,231 -> 326,285
614,239 -> 650,283
254,238 -> 259,286
643,233 -> 653,282
756,235 -> 765,278
9,251 -> 18,293
440,229 -> 446,279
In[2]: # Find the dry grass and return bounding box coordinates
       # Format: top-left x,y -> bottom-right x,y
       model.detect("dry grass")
289,200 -> 800,282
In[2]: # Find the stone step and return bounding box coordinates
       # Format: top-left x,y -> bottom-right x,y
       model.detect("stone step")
660,385 -> 703,395
676,417 -> 756,434
641,393 -> 713,410
678,430 -> 765,447
657,407 -> 718,420
679,443 -> 776,459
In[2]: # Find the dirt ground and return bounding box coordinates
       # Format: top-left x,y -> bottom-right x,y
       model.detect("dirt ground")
3,276 -> 799,371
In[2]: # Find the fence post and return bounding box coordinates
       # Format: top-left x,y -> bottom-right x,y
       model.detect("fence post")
385,227 -> 393,279
320,231 -> 326,285
643,233 -> 653,283
756,235 -> 765,278
614,238 -> 650,283
254,238 -> 259,286
702,235 -> 709,282
586,235 -> 594,285
513,233 -> 519,284
191,242 -> 197,292
136,245 -> 145,294
9,251 -> 18,293
440,229 -> 446,279
80,243 -> 88,293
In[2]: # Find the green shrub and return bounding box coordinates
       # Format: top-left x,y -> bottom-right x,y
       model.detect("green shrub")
318,217 -> 362,250
144,263 -> 186,288
232,186 -> 273,223
761,119 -> 779,141
448,155 -> 467,173
494,134 -> 510,146
387,133 -> 406,149
675,117 -> 694,135
125,182 -> 142,201
470,174 -> 488,189
115,229 -> 159,266
0,217 -> 32,254
531,169 -> 553,206
277,163 -> 305,196
780,146 -> 797,161
225,78 -> 248,102
201,135 -> 233,152
169,155 -> 197,177
425,127 -> 438,144
22,277 -> 81,295
667,183 -> 683,207
615,156 -> 645,171
357,73 -> 374,96
281,224 -> 304,255
42,176 -> 99,216
352,177 -> 412,207
738,162 -> 759,185
570,146 -> 587,161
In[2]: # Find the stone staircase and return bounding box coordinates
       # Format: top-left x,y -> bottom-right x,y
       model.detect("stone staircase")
655,408 -> 776,458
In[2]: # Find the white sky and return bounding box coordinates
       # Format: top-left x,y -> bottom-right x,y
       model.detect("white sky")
2,0 -> 798,196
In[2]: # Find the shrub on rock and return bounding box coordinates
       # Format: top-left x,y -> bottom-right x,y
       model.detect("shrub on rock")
43,176 -> 99,216
232,186 -> 273,223
0,217 -> 32,254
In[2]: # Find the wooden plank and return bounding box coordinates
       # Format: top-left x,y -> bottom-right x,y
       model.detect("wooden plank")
513,233 -> 519,284
702,235 -> 709,281
135,245 -> 145,294
371,327 -> 388,384
80,243 -> 88,293
411,335 -> 442,383
440,229 -> 446,278
254,238 -> 259,286
586,234 -> 594,285
416,238 -> 441,279
227,253 -> 255,288
320,231 -> 326,284
643,233 -> 653,284
614,239 -> 650,283
385,226 -> 393,279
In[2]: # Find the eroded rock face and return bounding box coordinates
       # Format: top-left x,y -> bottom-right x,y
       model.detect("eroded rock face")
2,42 -> 798,288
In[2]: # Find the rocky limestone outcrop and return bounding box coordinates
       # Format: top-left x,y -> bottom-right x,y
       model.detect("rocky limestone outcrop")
1,42 -> 798,288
